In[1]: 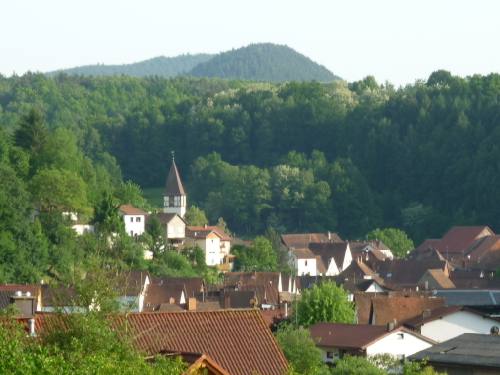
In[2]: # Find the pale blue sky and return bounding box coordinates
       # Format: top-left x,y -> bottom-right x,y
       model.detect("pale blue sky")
1,0 -> 499,85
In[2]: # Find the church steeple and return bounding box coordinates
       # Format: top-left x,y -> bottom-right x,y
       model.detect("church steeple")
163,152 -> 187,217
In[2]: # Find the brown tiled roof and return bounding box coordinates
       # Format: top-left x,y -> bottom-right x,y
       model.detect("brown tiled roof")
165,160 -> 186,196
118,310 -> 288,375
337,261 -> 386,288
0,291 -> 13,310
224,272 -> 280,306
402,306 -> 490,329
369,295 -> 445,325
150,277 -> 205,299
350,241 -> 391,262
187,226 -> 231,241
310,323 -> 435,350
31,310 -> 288,375
155,213 -> 185,225
41,285 -> 77,307
119,204 -> 148,216
439,226 -> 494,253
414,239 -> 441,254
449,269 -> 500,289
417,226 -> 495,257
374,258 -> 449,288
309,242 -> 350,272
418,269 -> 455,289
281,232 -> 342,249
144,284 -> 185,311
292,248 -> 316,259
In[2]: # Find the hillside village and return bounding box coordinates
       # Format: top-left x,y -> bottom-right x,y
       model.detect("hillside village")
2,157 -> 500,374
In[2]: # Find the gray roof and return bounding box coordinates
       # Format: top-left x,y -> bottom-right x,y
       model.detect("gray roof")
434,289 -> 500,306
409,333 -> 500,368
165,160 -> 185,196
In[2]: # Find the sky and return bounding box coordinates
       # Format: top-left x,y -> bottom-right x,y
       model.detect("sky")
1,0 -> 499,86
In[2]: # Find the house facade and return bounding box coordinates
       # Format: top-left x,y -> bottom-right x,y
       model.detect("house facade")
186,226 -> 232,267
310,323 -> 434,364
119,204 -> 147,237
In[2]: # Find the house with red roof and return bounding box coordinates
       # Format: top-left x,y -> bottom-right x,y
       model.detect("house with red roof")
310,322 -> 434,364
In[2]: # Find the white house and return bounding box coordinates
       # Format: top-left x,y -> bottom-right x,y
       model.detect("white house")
155,213 -> 186,247
290,242 -> 352,277
310,323 -> 435,364
185,225 -> 231,267
119,204 -> 147,237
291,248 -> 318,276
403,306 -> 500,343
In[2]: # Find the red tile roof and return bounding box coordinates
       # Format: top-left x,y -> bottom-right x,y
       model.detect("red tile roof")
119,204 -> 148,216
439,226 -> 494,254
281,232 -> 342,249
310,323 -> 434,350
187,226 -> 231,241
353,292 -> 445,325
402,306 -> 493,329
119,310 -> 288,375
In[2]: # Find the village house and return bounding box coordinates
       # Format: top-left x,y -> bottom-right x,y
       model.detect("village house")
415,226 -> 495,267
288,241 -> 352,277
155,212 -> 186,247
310,322 -> 435,364
185,225 -> 232,267
403,305 -> 500,343
116,270 -> 150,312
119,204 -> 147,237
354,292 -> 445,325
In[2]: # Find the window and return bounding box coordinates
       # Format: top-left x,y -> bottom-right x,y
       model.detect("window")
174,196 -> 181,207
305,260 -> 308,266
326,352 -> 334,359
136,217 -> 141,222
130,217 -> 133,222
164,196 -> 169,206
130,231 -> 133,236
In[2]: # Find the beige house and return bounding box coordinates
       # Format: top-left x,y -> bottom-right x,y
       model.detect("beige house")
185,225 -> 231,267
156,213 -> 186,247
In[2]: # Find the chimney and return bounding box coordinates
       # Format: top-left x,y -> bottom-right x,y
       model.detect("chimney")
328,231 -> 331,241
188,297 -> 197,311
29,318 -> 36,337
204,224 -> 208,229
10,291 -> 36,319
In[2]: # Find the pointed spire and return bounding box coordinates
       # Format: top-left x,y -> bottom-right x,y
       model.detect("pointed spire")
165,154 -> 186,196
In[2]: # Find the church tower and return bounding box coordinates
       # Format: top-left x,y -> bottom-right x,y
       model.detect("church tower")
163,153 -> 187,217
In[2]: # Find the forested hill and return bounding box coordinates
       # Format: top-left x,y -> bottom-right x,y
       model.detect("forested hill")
188,43 -> 339,82
1,71 -> 500,243
47,54 -> 214,77
46,43 -> 339,82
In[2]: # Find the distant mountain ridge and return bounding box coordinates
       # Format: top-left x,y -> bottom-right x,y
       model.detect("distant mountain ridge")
48,43 -> 340,82
47,54 -> 214,78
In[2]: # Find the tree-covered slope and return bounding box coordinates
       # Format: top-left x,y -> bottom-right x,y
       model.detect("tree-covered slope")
47,54 -> 213,77
188,43 -> 339,82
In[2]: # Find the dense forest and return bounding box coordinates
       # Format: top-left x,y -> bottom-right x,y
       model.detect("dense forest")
47,54 -> 214,78
189,43 -> 339,82
1,71 -> 500,245
46,43 -> 339,82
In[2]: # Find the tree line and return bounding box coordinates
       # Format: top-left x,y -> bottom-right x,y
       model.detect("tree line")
1,71 -> 500,243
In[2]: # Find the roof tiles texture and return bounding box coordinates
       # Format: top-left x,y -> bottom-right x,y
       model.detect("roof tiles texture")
118,310 -> 288,375
281,232 -> 342,249
119,204 -> 148,216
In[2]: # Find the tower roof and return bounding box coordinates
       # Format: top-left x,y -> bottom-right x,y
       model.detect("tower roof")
165,160 -> 186,196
